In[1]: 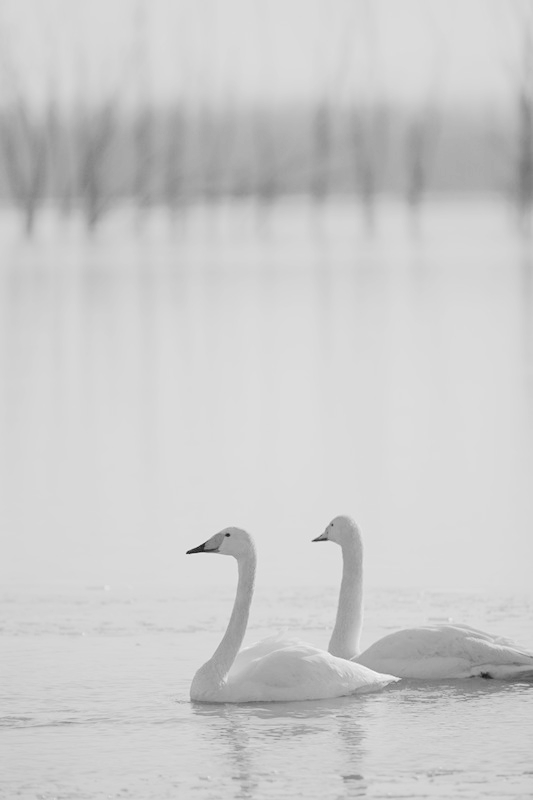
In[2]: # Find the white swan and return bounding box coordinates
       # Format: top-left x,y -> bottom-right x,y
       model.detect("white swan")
313,516 -> 533,680
186,527 -> 399,702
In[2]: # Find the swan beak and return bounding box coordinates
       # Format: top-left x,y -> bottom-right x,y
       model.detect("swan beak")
312,531 -> 329,542
186,541 -> 210,554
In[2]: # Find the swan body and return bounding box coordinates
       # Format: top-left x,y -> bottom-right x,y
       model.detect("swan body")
186,528 -> 399,703
356,623 -> 533,680
314,516 -> 533,681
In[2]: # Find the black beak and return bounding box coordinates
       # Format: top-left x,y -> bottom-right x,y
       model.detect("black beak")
312,533 -> 328,542
186,541 -> 208,554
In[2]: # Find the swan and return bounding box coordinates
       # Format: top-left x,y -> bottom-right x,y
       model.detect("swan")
313,516 -> 533,680
186,527 -> 399,702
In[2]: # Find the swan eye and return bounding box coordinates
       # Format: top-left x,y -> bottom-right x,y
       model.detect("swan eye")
225,532 -> 231,537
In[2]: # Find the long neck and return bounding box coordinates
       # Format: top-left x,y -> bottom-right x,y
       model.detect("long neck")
328,535 -> 363,659
209,552 -> 256,679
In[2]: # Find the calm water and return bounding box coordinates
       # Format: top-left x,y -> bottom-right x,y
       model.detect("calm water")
0,199 -> 532,591
2,586 -> 533,799
1,199 -> 533,797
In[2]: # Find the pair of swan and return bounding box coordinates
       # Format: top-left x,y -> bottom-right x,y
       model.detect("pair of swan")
186,527 -> 398,702
187,516 -> 533,703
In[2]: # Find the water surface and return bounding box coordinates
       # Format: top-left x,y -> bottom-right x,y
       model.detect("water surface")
1,199 -> 533,797
2,586 -> 533,799
1,199 -> 532,591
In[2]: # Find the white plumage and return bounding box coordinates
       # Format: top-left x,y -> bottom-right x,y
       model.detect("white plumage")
314,516 -> 533,680
186,528 -> 399,702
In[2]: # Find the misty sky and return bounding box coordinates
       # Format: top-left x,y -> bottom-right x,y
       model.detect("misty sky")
0,0 -> 526,109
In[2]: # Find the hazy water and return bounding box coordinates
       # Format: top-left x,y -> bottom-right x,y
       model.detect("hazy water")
2,586 -> 533,799
1,199 -> 533,797
1,199 -> 532,592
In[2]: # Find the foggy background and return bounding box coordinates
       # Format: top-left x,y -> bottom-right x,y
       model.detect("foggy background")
1,0 -> 532,593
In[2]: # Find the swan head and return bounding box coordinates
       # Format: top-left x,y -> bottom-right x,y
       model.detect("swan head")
186,527 -> 255,560
312,515 -> 362,548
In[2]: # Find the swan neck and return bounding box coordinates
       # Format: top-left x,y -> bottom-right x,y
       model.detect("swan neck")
328,537 -> 363,660
209,552 -> 256,679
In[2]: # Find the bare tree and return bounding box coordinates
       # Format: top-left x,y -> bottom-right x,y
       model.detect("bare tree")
163,104 -> 187,221
514,10 -> 533,234
307,0 -> 360,211
405,103 -> 441,232
310,99 -> 332,202
492,0 -> 533,233
132,0 -> 153,226
0,100 -> 47,236
403,6 -> 446,234
76,100 -> 116,231
348,103 -> 388,234
133,104 -> 153,222
516,87 -> 533,233
343,0 -> 387,233
198,106 -> 224,201
255,112 -> 278,201
45,93 -> 77,219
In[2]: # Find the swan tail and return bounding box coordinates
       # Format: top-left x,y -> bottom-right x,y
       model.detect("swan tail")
346,665 -> 400,693
351,676 -> 399,694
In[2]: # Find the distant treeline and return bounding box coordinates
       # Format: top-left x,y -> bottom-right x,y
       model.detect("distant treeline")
0,100 -> 526,234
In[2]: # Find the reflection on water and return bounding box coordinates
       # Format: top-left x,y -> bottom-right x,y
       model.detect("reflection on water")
1,200 -> 532,595
195,705 -> 260,800
192,693 -> 368,799
192,693 -> 373,721
188,675 -> 533,799
1,586 -> 533,799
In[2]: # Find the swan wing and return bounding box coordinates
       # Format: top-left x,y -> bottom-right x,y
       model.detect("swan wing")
229,632 -> 307,679
355,624 -> 533,679
226,642 -> 399,701
432,622 -> 526,650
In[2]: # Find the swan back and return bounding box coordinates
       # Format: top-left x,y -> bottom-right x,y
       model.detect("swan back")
355,624 -> 533,680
